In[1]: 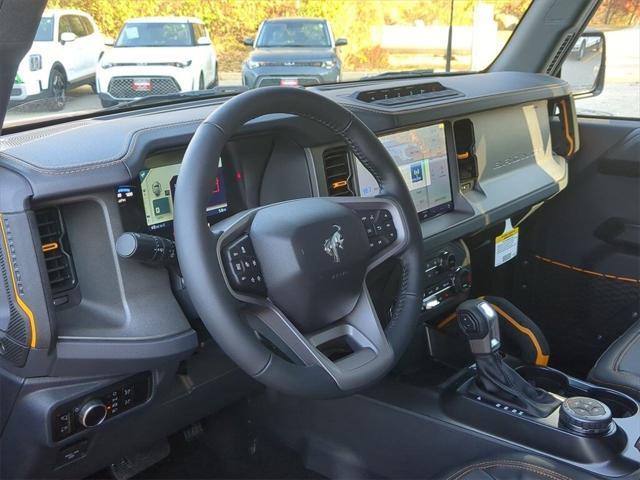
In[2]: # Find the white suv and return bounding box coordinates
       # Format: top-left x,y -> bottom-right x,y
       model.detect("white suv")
10,9 -> 105,111
96,17 -> 218,107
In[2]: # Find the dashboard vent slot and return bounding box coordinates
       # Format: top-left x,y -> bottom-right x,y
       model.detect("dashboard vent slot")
453,119 -> 478,191
546,33 -> 574,74
35,208 -> 77,295
323,147 -> 354,197
356,82 -> 461,106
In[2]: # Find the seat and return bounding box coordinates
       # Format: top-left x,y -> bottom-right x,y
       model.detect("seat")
441,453 -> 596,480
589,320 -> 640,400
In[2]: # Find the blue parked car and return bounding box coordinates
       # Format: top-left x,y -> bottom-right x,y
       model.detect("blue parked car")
241,18 -> 347,88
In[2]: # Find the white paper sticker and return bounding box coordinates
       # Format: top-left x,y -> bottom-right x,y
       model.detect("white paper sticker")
495,219 -> 519,267
124,26 -> 139,40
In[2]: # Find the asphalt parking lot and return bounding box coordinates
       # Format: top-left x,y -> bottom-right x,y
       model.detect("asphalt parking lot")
5,27 -> 638,125
5,71 -> 371,124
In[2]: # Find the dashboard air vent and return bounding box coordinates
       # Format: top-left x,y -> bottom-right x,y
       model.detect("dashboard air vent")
453,119 -> 478,192
323,147 -> 354,197
35,208 -> 77,295
356,82 -> 461,106
546,33 -> 574,74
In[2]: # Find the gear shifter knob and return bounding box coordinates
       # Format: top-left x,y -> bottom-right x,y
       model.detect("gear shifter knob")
457,299 -> 501,355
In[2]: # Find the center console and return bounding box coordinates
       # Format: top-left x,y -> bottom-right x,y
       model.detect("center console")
444,299 -> 640,477
256,292 -> 640,479
442,365 -> 640,475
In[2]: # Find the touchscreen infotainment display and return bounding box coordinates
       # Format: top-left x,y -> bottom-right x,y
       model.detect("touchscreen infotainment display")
357,123 -> 453,220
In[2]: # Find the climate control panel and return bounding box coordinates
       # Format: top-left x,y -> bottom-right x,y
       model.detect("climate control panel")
51,372 -> 151,442
421,241 -> 471,316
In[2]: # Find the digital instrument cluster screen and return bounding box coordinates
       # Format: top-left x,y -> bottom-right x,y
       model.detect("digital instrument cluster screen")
117,158 -> 228,238
357,123 -> 453,220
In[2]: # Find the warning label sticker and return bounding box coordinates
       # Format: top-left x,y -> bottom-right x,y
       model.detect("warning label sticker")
495,219 -> 519,267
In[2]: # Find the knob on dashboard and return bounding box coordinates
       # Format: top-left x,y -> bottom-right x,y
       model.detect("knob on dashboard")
454,267 -> 472,292
78,400 -> 107,428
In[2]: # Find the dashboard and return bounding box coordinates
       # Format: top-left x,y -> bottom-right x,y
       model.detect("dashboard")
0,71 -> 577,478
0,70 -> 576,351
114,122 -> 456,240
0,69 -> 577,371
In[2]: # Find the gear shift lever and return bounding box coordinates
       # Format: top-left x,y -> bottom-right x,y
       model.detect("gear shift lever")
457,299 -> 501,355
457,299 -> 561,417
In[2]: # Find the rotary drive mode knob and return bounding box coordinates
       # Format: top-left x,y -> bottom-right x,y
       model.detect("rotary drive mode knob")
78,399 -> 107,428
559,397 -> 613,435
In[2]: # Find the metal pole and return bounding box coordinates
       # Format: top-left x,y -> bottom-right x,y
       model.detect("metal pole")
445,0 -> 454,72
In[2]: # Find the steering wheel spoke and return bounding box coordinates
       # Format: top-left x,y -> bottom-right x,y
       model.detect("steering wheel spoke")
242,284 -> 393,392
328,196 -> 410,270
211,209 -> 269,298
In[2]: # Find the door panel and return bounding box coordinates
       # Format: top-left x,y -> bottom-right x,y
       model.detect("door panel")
58,15 -> 83,81
512,117 -> 640,377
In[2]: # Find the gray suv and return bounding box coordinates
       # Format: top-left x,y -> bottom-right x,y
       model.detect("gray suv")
241,18 -> 347,89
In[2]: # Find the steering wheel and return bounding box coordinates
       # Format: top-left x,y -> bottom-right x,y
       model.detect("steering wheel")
174,87 -> 423,398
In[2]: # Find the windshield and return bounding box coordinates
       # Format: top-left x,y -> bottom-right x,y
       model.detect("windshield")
6,0 -> 536,127
256,21 -> 331,48
116,23 -> 194,47
34,17 -> 54,42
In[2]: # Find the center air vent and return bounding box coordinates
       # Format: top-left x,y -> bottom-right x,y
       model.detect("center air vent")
35,208 -> 77,295
323,147 -> 354,197
356,82 -> 461,106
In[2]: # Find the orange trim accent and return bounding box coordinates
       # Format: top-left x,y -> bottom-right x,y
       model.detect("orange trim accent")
437,312 -> 457,329
456,152 -> 470,160
535,255 -> 639,284
488,302 -> 549,367
41,242 -> 59,253
0,214 -> 37,348
331,180 -> 348,189
559,99 -> 575,157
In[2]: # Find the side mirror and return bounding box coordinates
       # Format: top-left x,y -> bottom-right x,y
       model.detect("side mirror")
560,31 -> 606,98
197,36 -> 211,46
242,37 -> 254,47
104,37 -> 114,47
335,38 -> 348,47
60,31 -> 77,44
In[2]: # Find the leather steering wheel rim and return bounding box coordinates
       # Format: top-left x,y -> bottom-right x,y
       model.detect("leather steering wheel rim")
174,87 -> 423,398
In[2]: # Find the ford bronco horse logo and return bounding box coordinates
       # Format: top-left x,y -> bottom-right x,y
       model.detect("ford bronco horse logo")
323,225 -> 344,263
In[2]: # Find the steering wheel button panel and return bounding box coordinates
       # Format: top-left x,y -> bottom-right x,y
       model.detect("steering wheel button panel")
223,234 -> 266,295
360,209 -> 397,255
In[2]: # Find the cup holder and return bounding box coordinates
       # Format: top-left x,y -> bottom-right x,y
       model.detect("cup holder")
517,365 -> 638,418
590,390 -> 638,418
